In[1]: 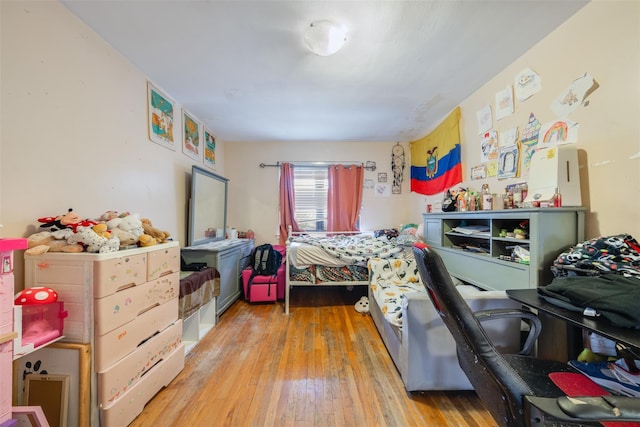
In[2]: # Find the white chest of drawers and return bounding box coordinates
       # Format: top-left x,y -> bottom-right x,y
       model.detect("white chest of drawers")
24,241 -> 184,426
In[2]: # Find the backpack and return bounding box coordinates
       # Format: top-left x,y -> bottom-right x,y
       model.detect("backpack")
246,244 -> 283,299
251,244 -> 283,276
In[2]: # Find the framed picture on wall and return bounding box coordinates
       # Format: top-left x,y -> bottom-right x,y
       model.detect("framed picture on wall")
147,81 -> 176,150
182,109 -> 202,161
204,128 -> 216,168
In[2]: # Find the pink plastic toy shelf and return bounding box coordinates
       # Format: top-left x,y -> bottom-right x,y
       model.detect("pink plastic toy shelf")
18,302 -> 67,348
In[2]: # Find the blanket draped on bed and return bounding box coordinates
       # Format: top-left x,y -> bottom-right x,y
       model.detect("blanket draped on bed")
290,234 -> 403,264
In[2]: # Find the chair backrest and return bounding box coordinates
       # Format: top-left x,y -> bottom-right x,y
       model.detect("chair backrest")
412,246 -> 534,427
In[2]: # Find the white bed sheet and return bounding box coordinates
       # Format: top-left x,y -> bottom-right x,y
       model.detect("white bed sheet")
288,241 -> 350,269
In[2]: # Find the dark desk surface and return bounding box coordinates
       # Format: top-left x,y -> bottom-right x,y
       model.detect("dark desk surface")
506,288 -> 640,350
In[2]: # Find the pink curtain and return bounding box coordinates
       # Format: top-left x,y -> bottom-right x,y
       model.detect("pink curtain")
327,164 -> 363,232
278,163 -> 300,245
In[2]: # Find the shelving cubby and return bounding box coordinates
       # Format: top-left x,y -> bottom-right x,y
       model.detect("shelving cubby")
423,208 -> 585,291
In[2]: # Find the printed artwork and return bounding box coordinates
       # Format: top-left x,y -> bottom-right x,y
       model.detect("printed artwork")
476,104 -> 493,134
551,73 -> 599,117
204,129 -> 216,168
182,109 -> 202,161
500,127 -> 519,147
495,86 -> 514,120
480,130 -> 499,163
514,67 -> 542,102
520,112 -> 541,172
470,164 -> 487,180
147,82 -> 175,150
538,120 -> 579,147
497,144 -> 519,179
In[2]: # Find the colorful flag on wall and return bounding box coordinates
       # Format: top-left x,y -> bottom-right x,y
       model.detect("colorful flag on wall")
410,107 -> 462,195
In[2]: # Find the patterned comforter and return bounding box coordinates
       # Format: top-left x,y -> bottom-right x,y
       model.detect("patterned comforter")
290,234 -> 403,267
368,257 -> 424,327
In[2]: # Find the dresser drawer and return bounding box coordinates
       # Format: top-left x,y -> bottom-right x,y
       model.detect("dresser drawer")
94,298 -> 178,372
93,253 -> 147,298
97,320 -> 182,406
147,244 -> 180,281
99,343 -> 184,427
94,272 -> 179,336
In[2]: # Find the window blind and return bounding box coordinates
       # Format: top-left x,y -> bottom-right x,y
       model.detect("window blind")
293,166 -> 328,231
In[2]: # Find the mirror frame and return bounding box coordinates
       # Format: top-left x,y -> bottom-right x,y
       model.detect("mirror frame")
188,165 -> 228,246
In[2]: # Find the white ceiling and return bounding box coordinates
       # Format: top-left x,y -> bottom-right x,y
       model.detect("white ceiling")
61,0 -> 588,143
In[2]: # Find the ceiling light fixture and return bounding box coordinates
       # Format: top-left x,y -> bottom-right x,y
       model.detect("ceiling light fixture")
304,20 -> 348,56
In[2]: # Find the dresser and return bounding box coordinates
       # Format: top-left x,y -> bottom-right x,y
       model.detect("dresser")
24,241 -> 184,427
181,239 -> 254,315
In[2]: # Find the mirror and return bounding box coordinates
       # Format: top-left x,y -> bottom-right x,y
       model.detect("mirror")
188,166 -> 228,246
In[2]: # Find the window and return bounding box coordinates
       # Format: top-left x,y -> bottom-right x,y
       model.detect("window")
292,166 -> 328,232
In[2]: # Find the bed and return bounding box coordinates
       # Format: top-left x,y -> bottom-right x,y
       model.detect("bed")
284,228 -> 414,314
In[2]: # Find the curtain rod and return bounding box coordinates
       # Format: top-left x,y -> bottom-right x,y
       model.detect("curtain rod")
259,161 -> 376,171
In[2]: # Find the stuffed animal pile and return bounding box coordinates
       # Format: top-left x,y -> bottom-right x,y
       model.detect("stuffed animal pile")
25,208 -> 172,255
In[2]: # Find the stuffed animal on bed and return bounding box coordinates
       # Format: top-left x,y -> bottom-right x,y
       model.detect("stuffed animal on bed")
355,296 -> 369,314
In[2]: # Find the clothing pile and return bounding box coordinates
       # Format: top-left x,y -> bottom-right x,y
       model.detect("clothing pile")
539,234 -> 640,328
552,234 -> 640,277
549,235 -> 640,397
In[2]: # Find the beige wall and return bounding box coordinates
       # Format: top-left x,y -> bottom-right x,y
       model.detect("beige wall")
410,1 -> 640,239
1,1 -> 639,288
1,0 -> 227,245
224,141 -> 414,245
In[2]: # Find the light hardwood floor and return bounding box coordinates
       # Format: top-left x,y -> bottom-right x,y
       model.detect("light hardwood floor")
129,287 -> 497,427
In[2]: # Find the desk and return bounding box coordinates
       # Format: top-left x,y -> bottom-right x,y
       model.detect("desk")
506,289 -> 639,360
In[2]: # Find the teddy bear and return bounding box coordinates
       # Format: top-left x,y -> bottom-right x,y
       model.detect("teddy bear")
141,218 -> 171,243
68,226 -> 119,253
105,213 -> 144,247
25,229 -> 83,255
106,213 -> 144,237
92,223 -> 111,239
354,296 -> 369,314
138,234 -> 157,247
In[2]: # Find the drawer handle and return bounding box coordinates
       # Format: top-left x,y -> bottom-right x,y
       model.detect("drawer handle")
141,359 -> 163,378
116,283 -> 136,292
138,302 -> 160,317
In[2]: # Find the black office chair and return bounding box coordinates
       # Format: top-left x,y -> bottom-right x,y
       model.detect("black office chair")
412,245 -> 640,427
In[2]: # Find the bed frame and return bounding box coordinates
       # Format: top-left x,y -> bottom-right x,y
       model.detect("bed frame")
284,228 -> 369,314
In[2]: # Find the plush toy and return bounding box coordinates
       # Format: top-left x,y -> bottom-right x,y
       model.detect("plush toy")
354,296 -> 369,314
96,210 -> 129,222
92,223 -> 111,239
108,228 -> 137,247
38,208 -> 97,233
141,218 -> 171,243
26,229 -> 82,255
68,226 -> 119,253
107,213 -> 144,238
138,234 -> 157,247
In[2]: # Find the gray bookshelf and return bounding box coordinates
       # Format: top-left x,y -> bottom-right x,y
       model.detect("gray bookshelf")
422,208 -> 585,291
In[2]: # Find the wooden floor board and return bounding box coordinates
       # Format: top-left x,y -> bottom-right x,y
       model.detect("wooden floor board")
129,287 -> 497,427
